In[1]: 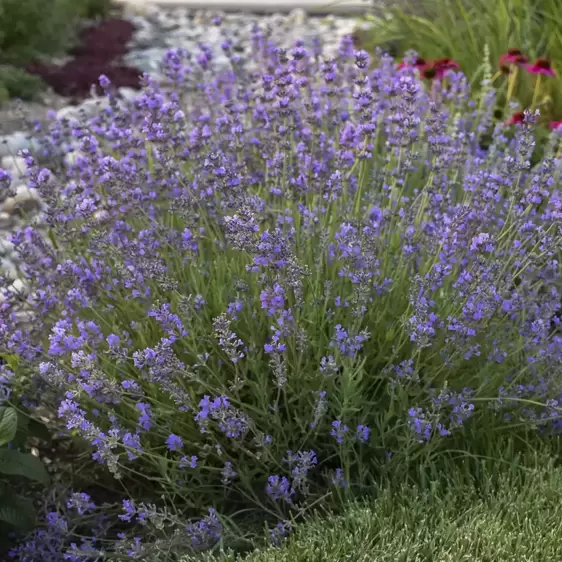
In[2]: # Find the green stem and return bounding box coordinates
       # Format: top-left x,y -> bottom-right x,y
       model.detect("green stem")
531,73 -> 542,110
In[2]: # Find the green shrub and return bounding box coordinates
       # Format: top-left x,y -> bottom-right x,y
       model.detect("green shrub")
0,0 -> 115,105
0,0 -> 84,66
79,0 -> 114,19
0,84 -> 9,106
0,0 -> 115,68
0,66 -> 45,103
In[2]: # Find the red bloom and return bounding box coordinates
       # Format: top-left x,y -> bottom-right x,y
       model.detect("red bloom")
525,57 -> 556,76
434,57 -> 460,69
506,111 -> 526,125
550,120 -> 562,130
407,57 -> 460,81
500,55 -> 528,75
432,57 -> 460,79
499,49 -> 529,66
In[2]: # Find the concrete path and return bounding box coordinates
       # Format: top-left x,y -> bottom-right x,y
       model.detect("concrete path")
114,0 -> 373,14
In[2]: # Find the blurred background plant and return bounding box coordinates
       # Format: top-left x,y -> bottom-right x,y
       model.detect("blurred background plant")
358,0 -> 562,122
79,0 -> 114,19
0,0 -> 117,106
0,66 -> 47,103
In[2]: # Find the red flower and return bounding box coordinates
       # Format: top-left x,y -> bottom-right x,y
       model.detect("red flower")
434,57 -> 460,69
403,57 -> 460,81
499,49 -> 529,66
500,55 -> 528,75
506,111 -> 526,125
550,120 -> 562,130
432,57 -> 460,79
525,57 -> 556,76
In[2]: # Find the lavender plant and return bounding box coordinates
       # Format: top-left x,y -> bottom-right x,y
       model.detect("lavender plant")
1,26 -> 562,559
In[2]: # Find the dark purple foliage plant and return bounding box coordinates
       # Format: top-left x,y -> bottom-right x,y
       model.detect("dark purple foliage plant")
1,23 -> 562,560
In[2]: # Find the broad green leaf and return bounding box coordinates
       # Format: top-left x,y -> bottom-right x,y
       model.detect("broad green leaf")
0,408 -> 18,447
0,449 -> 50,486
0,354 -> 20,370
13,410 -> 30,447
27,418 -> 52,443
0,490 -> 36,531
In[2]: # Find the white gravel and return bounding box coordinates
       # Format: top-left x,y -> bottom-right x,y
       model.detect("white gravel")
115,0 -> 373,14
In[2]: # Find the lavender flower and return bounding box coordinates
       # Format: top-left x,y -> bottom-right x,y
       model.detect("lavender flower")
195,395 -> 250,439
269,521 -> 292,546
260,283 -> 285,316
213,313 -> 246,364
331,467 -> 348,487
355,424 -> 370,444
221,461 -> 237,484
186,508 -> 223,551
136,402 -> 153,431
284,450 -> 318,494
329,325 -> 370,358
320,355 -> 339,376
310,390 -> 328,428
179,455 -> 198,469
266,475 -> 295,502
119,499 -> 137,522
66,492 -> 96,515
166,433 -> 184,452
354,50 -> 371,70
330,420 -> 349,444
408,407 -> 433,443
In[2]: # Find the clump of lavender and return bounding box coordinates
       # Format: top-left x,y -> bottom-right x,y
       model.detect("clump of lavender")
2,21 -> 562,559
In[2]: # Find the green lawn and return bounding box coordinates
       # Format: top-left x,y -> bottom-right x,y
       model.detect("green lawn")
192,459 -> 562,562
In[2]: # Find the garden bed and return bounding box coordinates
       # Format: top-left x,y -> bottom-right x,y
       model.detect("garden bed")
1,2 -> 562,561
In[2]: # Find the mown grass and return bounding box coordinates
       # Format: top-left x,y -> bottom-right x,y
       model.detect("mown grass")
191,452 -> 562,562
